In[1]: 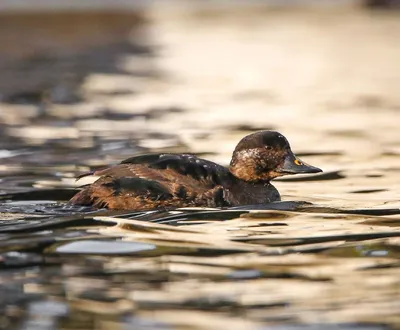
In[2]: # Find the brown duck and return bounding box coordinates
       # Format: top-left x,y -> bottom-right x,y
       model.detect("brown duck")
70,130 -> 322,210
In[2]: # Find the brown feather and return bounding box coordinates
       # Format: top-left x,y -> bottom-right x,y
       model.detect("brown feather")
70,154 -> 232,210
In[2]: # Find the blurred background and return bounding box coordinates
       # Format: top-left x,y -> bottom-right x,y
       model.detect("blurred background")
0,0 -> 399,164
0,1 -> 400,329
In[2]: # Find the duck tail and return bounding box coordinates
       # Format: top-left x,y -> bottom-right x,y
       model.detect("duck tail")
69,187 -> 93,206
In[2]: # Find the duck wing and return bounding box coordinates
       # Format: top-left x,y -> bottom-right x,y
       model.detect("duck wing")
70,153 -> 232,210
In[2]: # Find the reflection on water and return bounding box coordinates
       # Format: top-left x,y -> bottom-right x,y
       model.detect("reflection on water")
0,4 -> 400,330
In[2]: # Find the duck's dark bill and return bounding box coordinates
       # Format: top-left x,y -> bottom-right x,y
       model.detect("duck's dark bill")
279,152 -> 322,174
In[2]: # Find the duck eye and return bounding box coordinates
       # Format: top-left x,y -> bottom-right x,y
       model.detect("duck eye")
294,159 -> 303,166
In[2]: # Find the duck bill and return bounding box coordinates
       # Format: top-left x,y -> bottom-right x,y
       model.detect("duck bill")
278,152 -> 322,175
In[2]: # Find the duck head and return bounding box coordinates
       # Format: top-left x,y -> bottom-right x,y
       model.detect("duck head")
229,130 -> 322,182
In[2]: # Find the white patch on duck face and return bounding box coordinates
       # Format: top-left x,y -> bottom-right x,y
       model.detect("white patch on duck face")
235,148 -> 261,160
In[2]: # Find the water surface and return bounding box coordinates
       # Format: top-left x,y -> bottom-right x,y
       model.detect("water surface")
0,5 -> 399,330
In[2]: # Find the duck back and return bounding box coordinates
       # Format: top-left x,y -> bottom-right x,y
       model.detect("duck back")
70,153 -> 235,210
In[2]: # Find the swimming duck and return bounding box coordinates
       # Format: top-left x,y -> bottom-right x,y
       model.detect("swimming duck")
70,131 -> 322,210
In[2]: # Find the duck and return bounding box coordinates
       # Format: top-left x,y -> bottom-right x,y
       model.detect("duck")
69,130 -> 322,210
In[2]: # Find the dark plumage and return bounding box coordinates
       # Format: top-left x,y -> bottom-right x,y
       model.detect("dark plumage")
70,131 -> 322,210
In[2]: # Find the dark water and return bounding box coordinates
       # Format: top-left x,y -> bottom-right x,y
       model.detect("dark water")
1,5 -> 400,330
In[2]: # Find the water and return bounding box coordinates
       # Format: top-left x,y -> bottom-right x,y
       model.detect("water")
0,4 -> 399,330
